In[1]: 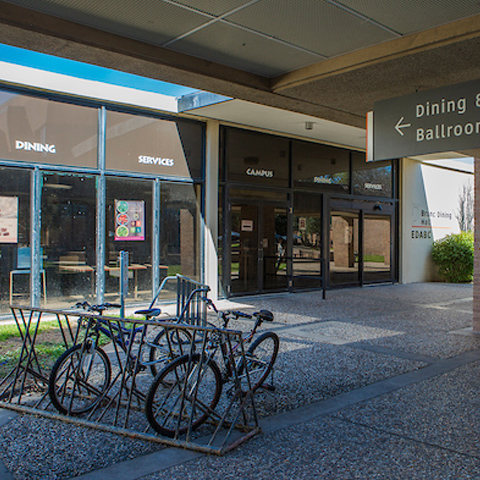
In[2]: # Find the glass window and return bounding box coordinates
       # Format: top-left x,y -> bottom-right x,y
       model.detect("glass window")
0,90 -> 97,167
293,193 -> 322,289
106,177 -> 153,303
41,173 -> 97,309
224,128 -> 289,187
105,111 -> 203,179
0,167 -> 31,313
352,153 -> 393,197
160,183 -> 201,282
292,141 -> 350,192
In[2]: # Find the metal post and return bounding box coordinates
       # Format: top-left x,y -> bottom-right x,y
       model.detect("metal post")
96,106 -> 107,304
152,179 -> 161,301
119,251 -> 129,317
30,168 -> 42,308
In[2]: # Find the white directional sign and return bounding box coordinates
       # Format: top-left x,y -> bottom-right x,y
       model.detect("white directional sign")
371,79 -> 480,161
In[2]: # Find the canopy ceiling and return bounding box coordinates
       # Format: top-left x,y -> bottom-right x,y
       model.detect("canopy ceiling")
1,0 -> 480,129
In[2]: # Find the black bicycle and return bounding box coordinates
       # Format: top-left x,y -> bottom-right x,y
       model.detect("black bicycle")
145,298 -> 279,437
48,301 -> 165,415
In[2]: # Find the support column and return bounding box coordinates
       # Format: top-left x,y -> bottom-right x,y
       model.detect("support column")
204,120 -> 219,301
474,157 -> 480,332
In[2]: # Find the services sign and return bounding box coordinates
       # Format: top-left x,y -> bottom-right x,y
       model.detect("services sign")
371,79 -> 480,161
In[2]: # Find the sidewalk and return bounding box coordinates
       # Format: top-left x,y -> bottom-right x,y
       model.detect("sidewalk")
1,282 -> 480,479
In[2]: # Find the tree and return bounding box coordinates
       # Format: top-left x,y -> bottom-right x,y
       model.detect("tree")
455,181 -> 474,232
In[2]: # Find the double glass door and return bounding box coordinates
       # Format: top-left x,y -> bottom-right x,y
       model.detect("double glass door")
330,207 -> 394,286
229,201 -> 287,295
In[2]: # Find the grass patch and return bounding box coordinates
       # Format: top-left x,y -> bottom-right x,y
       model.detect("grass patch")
0,319 -> 65,342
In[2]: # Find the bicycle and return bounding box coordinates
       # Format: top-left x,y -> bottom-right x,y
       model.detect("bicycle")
144,298 -> 279,437
48,301 -> 166,415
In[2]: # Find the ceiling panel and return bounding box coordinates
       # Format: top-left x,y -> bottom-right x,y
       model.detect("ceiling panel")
225,0 -> 397,57
337,0 -> 480,35
168,21 -> 323,77
2,0 -> 210,46
172,0 -> 259,17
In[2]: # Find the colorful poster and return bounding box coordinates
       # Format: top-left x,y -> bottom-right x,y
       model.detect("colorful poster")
0,196 -> 18,243
114,200 -> 145,241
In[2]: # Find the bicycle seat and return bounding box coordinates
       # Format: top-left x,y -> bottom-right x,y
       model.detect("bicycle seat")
135,308 -> 162,318
255,310 -> 274,322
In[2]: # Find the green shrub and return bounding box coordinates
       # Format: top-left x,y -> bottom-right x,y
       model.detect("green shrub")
431,231 -> 474,283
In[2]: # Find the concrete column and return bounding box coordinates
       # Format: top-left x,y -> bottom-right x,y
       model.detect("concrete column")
474,157 -> 480,332
204,120 -> 219,301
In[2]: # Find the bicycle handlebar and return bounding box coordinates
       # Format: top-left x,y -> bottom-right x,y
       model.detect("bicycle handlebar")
74,301 -> 121,313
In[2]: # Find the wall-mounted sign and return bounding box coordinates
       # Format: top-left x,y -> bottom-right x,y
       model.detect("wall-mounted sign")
241,220 -> 254,232
114,200 -> 145,241
298,217 -> 307,231
0,196 -> 18,243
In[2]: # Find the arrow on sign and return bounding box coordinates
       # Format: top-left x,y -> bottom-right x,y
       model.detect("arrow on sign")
395,117 -> 411,136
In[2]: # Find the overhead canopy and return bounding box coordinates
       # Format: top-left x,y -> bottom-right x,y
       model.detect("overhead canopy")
0,0 -> 480,130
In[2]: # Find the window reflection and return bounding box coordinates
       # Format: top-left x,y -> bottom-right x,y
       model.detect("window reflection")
41,173 -> 96,308
293,193 -> 322,289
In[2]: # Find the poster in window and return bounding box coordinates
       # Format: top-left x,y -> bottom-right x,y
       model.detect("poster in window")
114,200 -> 145,241
0,196 -> 18,243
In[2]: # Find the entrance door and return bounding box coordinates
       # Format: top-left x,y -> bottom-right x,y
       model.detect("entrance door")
329,210 -> 360,286
330,206 -> 394,286
229,202 -> 287,295
363,215 -> 392,283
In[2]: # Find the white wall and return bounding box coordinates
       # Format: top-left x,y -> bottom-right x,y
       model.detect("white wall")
401,158 -> 473,283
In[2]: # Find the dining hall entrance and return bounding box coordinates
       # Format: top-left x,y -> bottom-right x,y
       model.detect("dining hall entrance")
329,200 -> 395,287
228,198 -> 288,296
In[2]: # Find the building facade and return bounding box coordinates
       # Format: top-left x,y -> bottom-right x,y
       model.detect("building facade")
0,68 -> 473,315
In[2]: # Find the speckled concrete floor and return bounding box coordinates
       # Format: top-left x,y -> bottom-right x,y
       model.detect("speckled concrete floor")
1,283 -> 479,480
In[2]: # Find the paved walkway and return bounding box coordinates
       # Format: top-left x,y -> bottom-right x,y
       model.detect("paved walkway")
1,283 -> 480,479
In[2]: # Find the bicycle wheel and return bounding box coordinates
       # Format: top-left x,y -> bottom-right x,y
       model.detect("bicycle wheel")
148,328 -> 193,377
145,353 -> 222,438
240,331 -> 279,392
48,342 -> 111,415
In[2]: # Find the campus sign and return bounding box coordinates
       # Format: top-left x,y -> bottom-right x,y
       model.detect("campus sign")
370,79 -> 480,161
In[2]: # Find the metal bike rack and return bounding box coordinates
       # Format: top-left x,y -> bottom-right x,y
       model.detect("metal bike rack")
0,304 -> 261,455
150,274 -> 210,327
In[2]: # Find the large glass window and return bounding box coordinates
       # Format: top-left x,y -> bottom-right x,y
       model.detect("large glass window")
41,172 -> 97,309
293,193 -> 322,289
105,111 -> 203,179
0,167 -> 31,313
224,128 -> 289,187
106,177 -> 153,303
160,183 -> 201,281
292,141 -> 350,192
352,153 -> 393,197
0,90 -> 98,167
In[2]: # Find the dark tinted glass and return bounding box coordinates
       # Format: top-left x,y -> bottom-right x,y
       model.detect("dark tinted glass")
106,111 -> 204,179
292,141 -> 350,192
352,153 -> 393,197
0,89 -> 97,167
225,128 -> 289,187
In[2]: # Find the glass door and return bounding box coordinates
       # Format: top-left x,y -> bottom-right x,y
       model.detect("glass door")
363,215 -> 392,283
329,210 -> 360,286
229,201 -> 287,295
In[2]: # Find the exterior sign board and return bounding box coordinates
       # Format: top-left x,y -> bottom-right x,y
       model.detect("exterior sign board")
371,79 -> 480,161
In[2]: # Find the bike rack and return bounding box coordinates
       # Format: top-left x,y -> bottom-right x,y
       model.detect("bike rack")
0,306 -> 261,455
149,274 -> 210,327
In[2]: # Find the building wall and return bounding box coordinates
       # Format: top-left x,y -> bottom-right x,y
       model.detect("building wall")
400,158 -> 473,283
